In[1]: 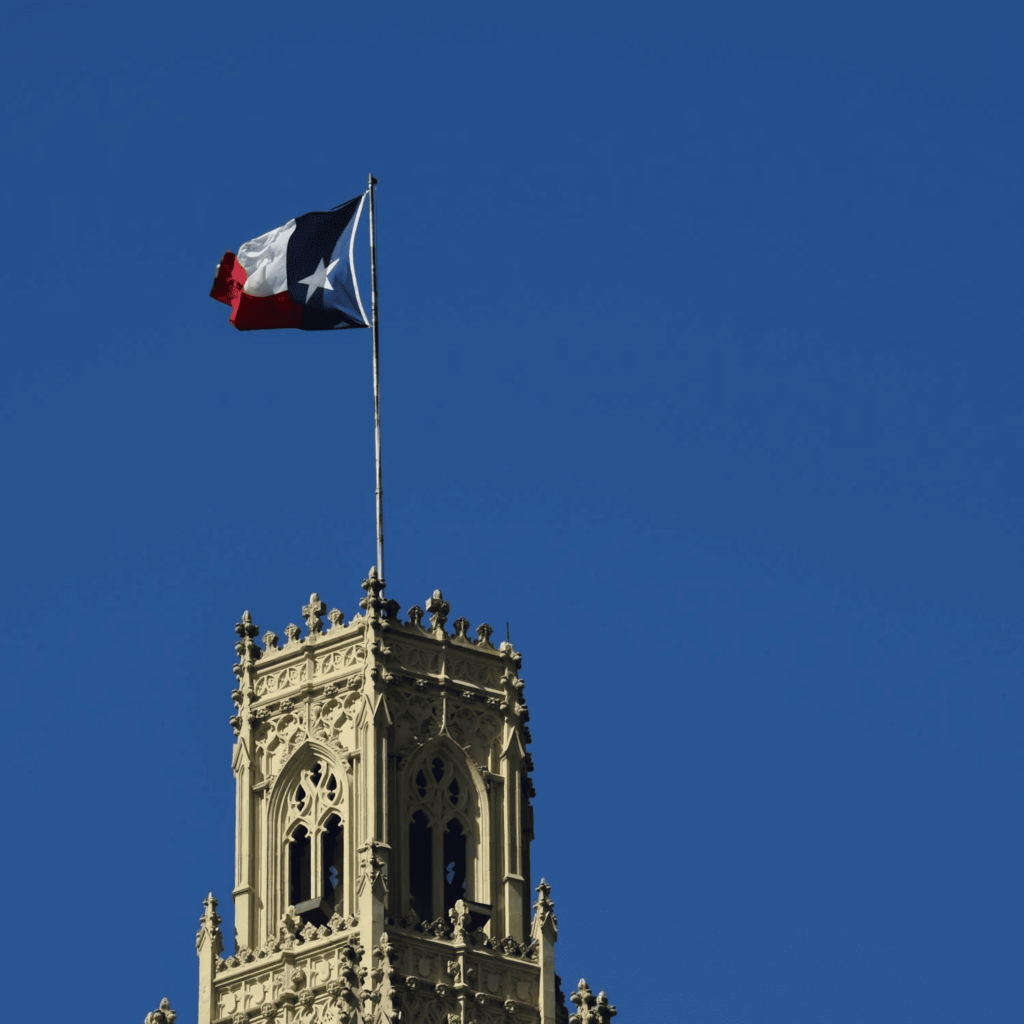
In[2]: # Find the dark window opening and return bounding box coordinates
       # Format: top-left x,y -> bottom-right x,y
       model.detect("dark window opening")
431,757 -> 445,783
443,819 -> 467,912
415,770 -> 427,798
409,810 -> 433,921
295,784 -> 307,812
448,778 -> 460,806
326,773 -> 337,799
321,814 -> 344,917
289,825 -> 312,906
310,761 -> 323,787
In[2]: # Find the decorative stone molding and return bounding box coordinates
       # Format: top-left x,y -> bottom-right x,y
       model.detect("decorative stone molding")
475,622 -> 494,648
327,607 -> 345,630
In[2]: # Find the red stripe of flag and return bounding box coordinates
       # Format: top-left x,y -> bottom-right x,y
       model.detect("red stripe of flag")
210,251 -> 304,331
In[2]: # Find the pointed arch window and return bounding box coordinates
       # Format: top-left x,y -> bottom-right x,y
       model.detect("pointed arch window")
407,754 -> 475,922
283,759 -> 344,926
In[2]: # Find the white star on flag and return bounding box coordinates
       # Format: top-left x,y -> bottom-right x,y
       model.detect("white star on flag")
297,257 -> 340,303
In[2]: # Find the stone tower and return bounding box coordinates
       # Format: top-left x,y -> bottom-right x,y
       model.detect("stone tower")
178,569 -> 615,1024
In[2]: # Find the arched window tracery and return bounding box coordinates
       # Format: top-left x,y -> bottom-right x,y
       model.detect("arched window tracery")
406,751 -> 477,922
282,757 -> 345,925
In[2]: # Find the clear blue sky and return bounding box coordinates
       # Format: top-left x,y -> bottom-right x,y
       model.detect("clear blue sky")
2,2 -> 1021,1021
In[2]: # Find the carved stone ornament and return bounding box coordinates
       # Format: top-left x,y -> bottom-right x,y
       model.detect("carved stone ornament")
407,604 -> 424,628
328,607 -> 345,630
303,593 -> 326,636
533,877 -> 557,935
196,892 -> 224,953
284,623 -> 302,645
452,616 -> 470,640
261,1003 -> 278,1020
262,630 -> 280,651
232,1012 -> 249,1024
234,610 -> 261,665
475,622 -> 494,648
426,589 -> 450,634
279,906 -> 301,949
359,842 -> 389,894
568,979 -> 617,1024
360,566 -> 386,619
144,998 -> 177,1024
449,898 -> 472,942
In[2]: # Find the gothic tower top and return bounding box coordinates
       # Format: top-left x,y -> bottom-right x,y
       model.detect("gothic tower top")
186,570 -> 615,1024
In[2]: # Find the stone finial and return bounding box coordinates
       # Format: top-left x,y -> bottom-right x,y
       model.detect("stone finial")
383,598 -> 402,621
262,630 -> 280,651
533,878 -> 557,934
452,616 -> 470,641
235,610 -> 258,642
475,622 -> 495,648
327,607 -> 345,630
302,593 -> 326,636
407,605 -> 424,629
426,590 -> 450,635
234,611 -> 261,665
144,998 -> 176,1024
201,893 -> 221,930
279,906 -> 301,949
499,640 -> 523,671
568,980 -> 616,1024
284,623 -> 302,645
360,566 -> 386,619
196,893 -> 224,954
448,898 -> 471,942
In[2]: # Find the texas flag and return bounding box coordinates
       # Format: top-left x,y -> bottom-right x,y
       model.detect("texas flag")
210,194 -> 369,331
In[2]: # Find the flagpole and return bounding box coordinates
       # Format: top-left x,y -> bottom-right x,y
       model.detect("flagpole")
368,173 -> 384,582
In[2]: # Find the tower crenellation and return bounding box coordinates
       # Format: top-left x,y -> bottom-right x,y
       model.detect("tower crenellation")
179,570 -> 612,1024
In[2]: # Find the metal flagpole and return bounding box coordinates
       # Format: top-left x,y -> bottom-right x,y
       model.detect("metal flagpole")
368,173 -> 384,581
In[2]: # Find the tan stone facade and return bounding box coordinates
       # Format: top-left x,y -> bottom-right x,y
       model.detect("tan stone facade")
148,570 -> 616,1024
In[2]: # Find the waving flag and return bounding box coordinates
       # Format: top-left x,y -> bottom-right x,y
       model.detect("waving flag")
211,195 -> 369,331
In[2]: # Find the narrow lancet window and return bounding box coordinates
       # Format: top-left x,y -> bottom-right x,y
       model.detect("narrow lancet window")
409,810 -> 433,921
443,818 -> 467,912
322,814 -> 344,917
289,825 -> 312,906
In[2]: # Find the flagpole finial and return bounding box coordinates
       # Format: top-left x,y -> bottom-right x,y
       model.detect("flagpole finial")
369,173 -> 378,186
